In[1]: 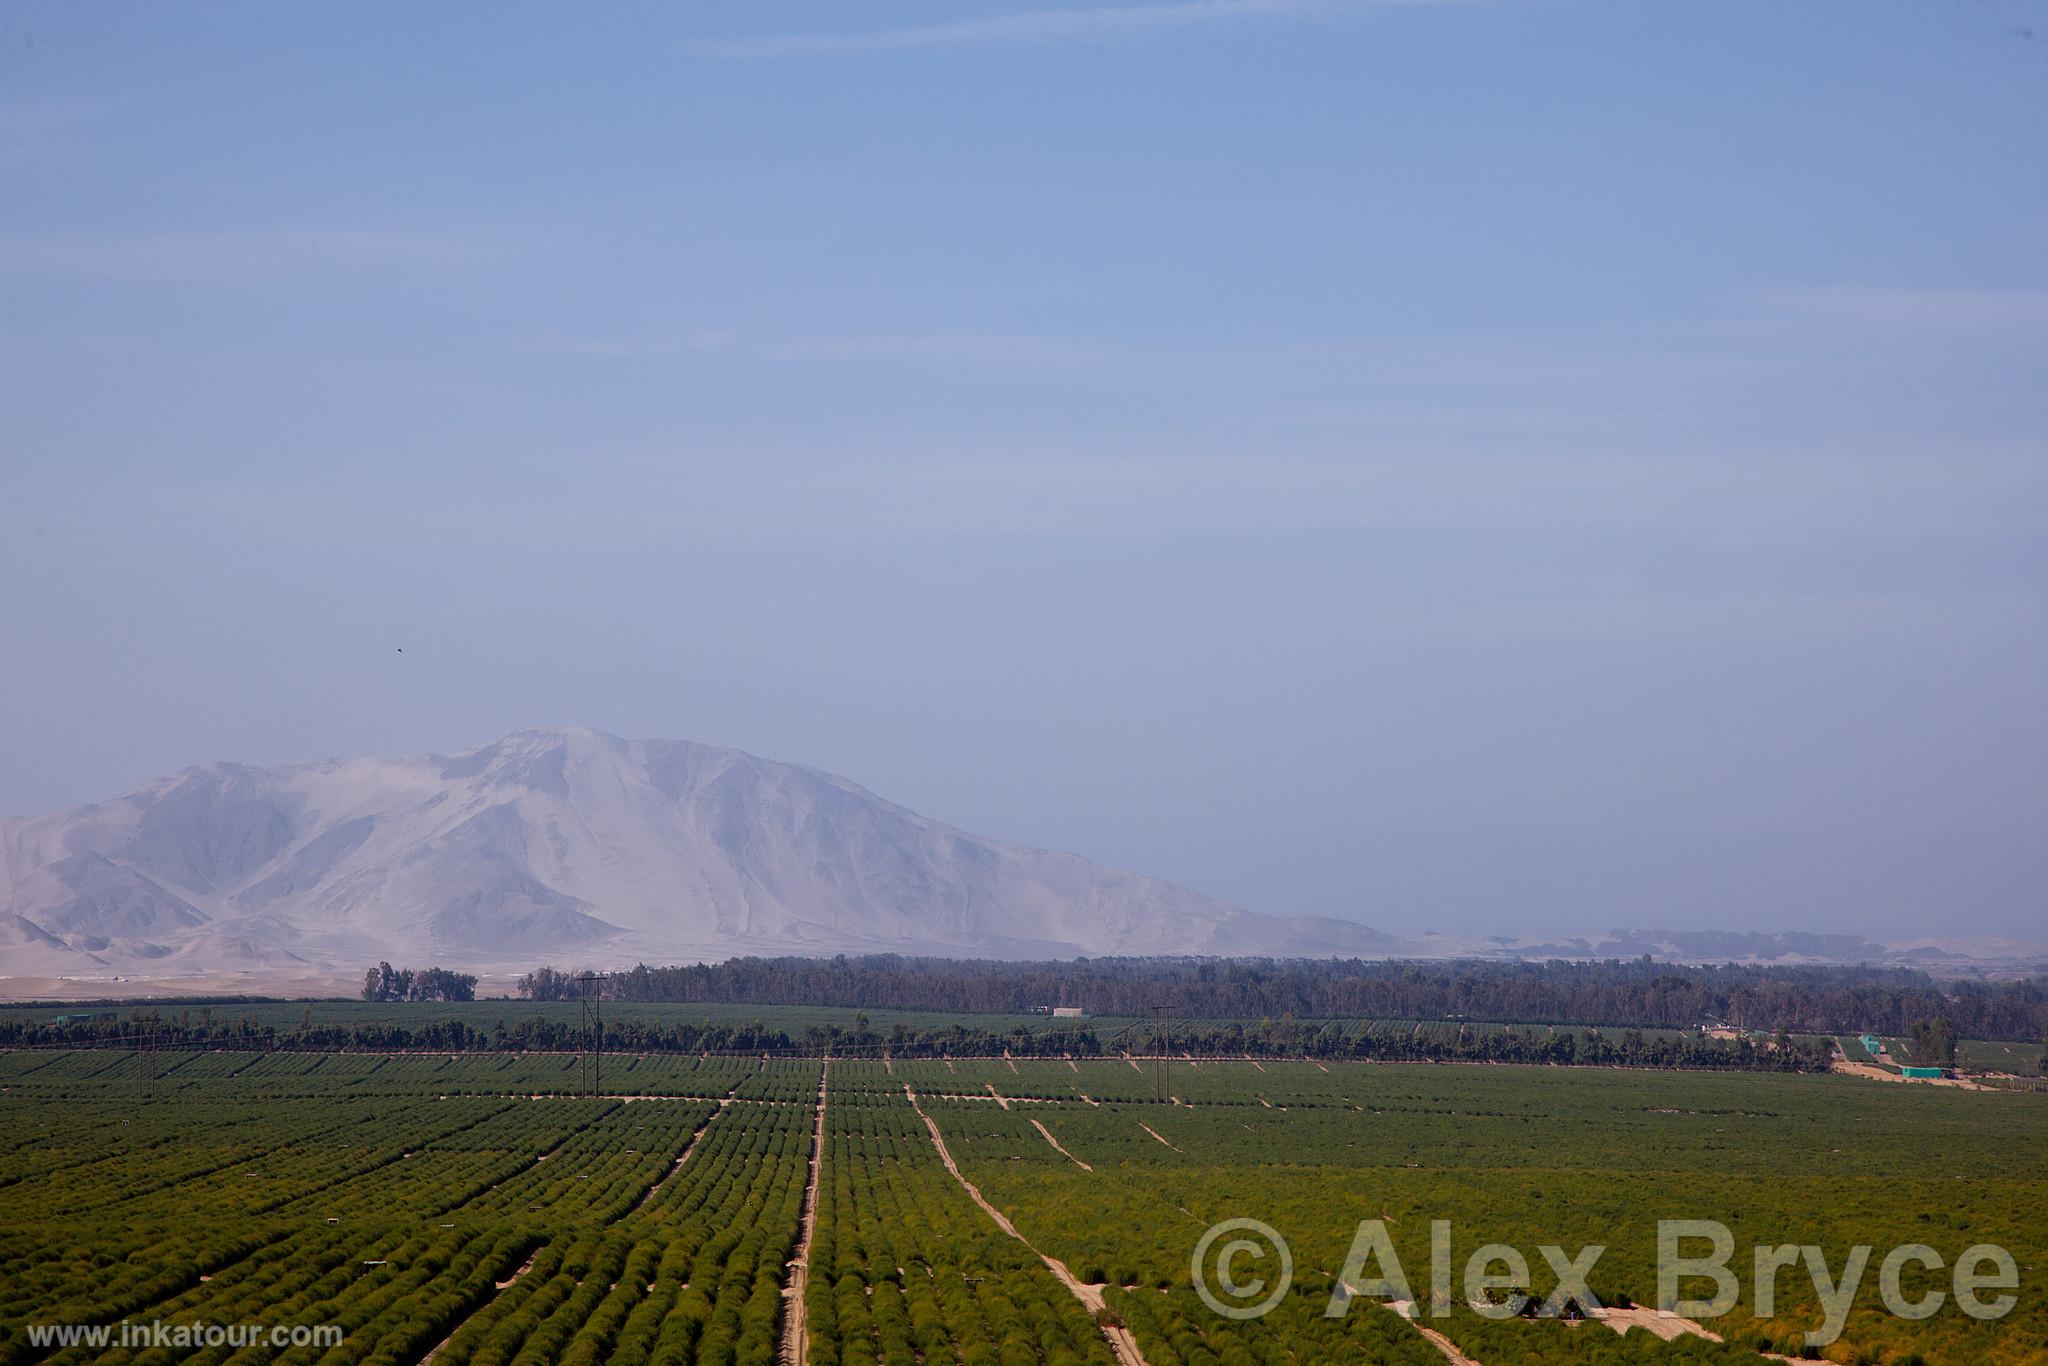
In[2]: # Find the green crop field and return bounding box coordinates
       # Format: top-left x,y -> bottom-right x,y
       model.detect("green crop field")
3,1051 -> 2043,1364
0,1000 -> 1132,1041
1957,1040 -> 2043,1079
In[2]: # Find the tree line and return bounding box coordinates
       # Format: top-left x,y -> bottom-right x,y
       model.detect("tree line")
520,954 -> 2048,1042
0,1007 -> 1829,1071
361,962 -> 478,1002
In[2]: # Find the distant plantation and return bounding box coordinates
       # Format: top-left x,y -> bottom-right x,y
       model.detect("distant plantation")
0,1001 -> 1834,1073
522,954 -> 2048,1043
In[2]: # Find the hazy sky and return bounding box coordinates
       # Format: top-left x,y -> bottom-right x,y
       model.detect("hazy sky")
2,1 -> 2043,939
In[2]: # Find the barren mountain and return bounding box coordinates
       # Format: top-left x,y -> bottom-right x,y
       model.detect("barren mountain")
0,727 -> 1396,987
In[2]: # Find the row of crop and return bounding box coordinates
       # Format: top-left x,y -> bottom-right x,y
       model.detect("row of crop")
1424,1307 -> 1782,1366
442,1101 -> 714,1225
1107,1277 -> 1450,1366
35,1222 -> 535,1366
909,1100 -> 1459,1365
959,1084 -> 2048,1365
731,1059 -> 825,1102
262,1103 -> 610,1225
0,1049 -> 777,1103
0,1095 -> 718,1365
0,1098 -> 278,1194
806,1088 -> 1117,1366
11,1100 -> 464,1221
0,1100 -> 528,1345
919,1102 -> 1779,1365
428,1095 -> 815,1366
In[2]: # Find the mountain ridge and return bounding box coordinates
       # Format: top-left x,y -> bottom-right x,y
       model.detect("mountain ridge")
0,726 -> 1399,985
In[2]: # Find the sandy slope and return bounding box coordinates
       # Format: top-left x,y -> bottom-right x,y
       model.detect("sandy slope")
1,726 -> 1396,991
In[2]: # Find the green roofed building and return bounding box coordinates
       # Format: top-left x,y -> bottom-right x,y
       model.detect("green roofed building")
1899,1066 -> 1945,1079
1860,1034 -> 1884,1055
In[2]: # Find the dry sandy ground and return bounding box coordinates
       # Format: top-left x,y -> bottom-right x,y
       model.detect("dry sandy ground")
2,972 -> 347,1002
1833,1060 -> 1992,1091
1593,1306 -> 1722,1341
0,969 -> 540,1002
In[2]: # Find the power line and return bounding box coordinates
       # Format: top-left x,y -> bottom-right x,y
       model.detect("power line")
1150,1004 -> 1172,1104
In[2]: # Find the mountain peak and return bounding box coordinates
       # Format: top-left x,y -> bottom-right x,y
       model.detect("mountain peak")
464,724 -> 630,757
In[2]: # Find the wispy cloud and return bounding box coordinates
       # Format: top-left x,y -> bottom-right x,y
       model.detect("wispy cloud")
688,0 -> 1453,59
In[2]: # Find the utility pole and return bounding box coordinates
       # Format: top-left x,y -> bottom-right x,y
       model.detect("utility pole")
1150,1004 -> 1172,1104
136,1019 -> 157,1102
577,973 -> 606,1098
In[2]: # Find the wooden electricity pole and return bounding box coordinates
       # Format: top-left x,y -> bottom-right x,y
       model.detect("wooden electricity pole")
1150,1004 -> 1172,1104
577,973 -> 606,1098
136,1020 -> 157,1102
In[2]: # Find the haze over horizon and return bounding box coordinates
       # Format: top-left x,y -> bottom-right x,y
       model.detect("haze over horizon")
3,1 -> 2044,941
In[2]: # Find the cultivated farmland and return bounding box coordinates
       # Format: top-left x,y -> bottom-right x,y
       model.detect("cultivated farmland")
2,1051 -> 2043,1364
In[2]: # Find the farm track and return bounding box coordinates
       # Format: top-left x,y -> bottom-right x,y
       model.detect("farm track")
779,1060 -> 828,1366
1029,1118 -> 1091,1170
1136,1121 -> 1179,1151
623,1097 -> 735,1218
415,1245 -> 542,1366
1380,1301 -> 1483,1366
906,1087 -> 1149,1366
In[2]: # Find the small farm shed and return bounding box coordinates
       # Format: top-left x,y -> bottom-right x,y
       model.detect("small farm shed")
1899,1065 -> 1945,1079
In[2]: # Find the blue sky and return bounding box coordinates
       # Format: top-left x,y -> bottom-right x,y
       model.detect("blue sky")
2,0 -> 2043,938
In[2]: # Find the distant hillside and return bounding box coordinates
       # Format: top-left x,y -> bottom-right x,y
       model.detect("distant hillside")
0,727 -> 1399,987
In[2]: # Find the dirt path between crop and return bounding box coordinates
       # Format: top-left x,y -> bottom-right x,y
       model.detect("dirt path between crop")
779,1061 -> 828,1366
625,1098 -> 731,1217
1030,1118 -> 1092,1170
1136,1121 -> 1180,1151
909,1090 -> 1148,1366
418,1246 -> 541,1364
1380,1300 -> 1482,1366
